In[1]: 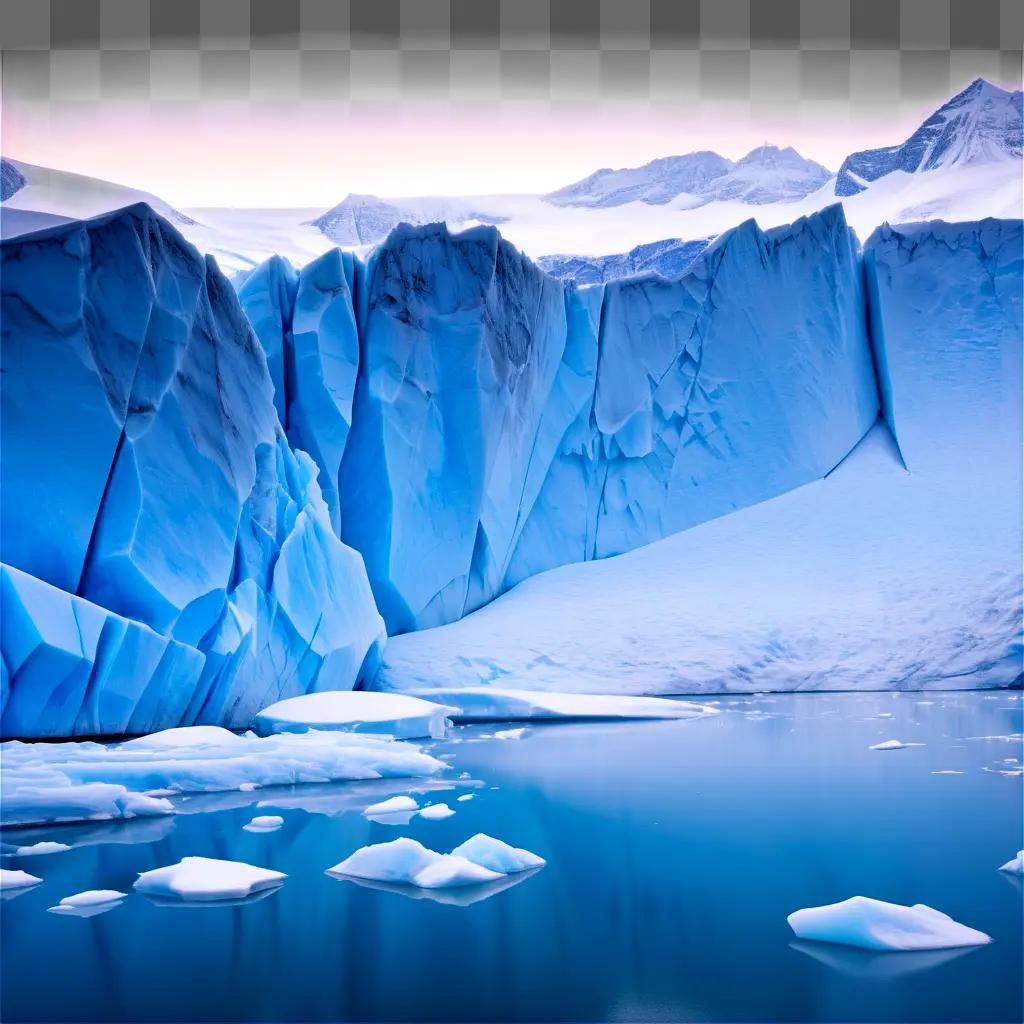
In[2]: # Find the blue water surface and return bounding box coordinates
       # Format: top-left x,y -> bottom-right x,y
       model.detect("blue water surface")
1,690 -> 1021,1023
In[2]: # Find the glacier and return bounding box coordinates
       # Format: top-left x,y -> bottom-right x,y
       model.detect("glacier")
2,197 -> 1020,739
375,219 -> 1022,695
1,205 -> 384,738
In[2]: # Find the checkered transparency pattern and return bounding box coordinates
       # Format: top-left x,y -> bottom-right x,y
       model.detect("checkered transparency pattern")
1,1 -> 1021,121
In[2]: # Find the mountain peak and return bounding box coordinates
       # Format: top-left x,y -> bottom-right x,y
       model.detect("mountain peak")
836,79 -> 1022,196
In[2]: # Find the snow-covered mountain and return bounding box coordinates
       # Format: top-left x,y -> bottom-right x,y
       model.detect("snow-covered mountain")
544,152 -> 732,208
836,78 -> 1022,195
538,236 -> 710,284
545,146 -> 831,209
310,193 -> 506,246
1,158 -> 26,201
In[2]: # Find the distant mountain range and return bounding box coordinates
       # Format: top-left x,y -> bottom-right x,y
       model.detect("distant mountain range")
545,146 -> 832,209
836,78 -> 1022,195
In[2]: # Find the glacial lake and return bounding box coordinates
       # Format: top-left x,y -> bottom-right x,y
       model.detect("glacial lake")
1,690 -> 1021,1023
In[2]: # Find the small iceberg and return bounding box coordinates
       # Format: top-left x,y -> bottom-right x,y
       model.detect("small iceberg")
404,686 -> 717,723
364,795 -> 418,816
134,856 -> 286,902
493,728 -> 528,740
787,896 -> 991,951
327,837 -> 500,889
48,890 -> 127,917
243,815 -> 283,833
327,834 -> 544,891
0,868 -> 42,891
869,740 -> 924,751
450,834 -> 546,873
418,803 -> 455,820
998,851 -> 1023,875
253,691 -> 456,739
13,841 -> 71,856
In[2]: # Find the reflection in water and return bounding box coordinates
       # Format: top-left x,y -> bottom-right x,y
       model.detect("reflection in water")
0,691 -> 1021,1023
140,886 -> 284,909
789,939 -> 980,979
332,866 -> 543,907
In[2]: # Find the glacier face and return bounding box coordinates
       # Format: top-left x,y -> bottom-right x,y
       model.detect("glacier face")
375,218 -> 1022,696
836,79 -> 1023,196
1,205 -> 384,738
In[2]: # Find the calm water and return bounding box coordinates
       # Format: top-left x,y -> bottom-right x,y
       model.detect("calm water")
1,691 -> 1021,1023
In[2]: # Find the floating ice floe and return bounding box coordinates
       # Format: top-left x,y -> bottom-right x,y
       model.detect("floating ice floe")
401,687 -> 717,723
787,896 -> 991,951
243,815 -> 283,833
931,770 -> 964,775
48,890 -> 127,917
327,834 -> 544,890
418,803 -> 455,820
12,842 -> 71,856
363,795 -> 418,817
253,691 -> 456,739
493,728 -> 528,740
0,868 -> 42,890
450,834 -> 546,874
869,740 -> 924,751
134,857 -> 286,902
998,851 -> 1024,875
1,726 -> 445,827
456,794 -> 474,802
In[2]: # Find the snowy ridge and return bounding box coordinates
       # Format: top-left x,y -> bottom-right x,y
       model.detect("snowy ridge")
837,79 -> 1022,195
538,236 -> 711,284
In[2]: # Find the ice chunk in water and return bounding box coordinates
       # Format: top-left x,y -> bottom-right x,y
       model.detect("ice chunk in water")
243,815 -> 283,832
998,851 -> 1023,875
418,803 -> 455,820
13,842 -> 70,855
787,896 -> 991,951
326,837 -> 503,889
450,834 -> 546,873
134,856 -> 286,902
0,868 -> 42,890
363,796 -> 418,816
49,890 -> 127,916
253,691 -> 455,739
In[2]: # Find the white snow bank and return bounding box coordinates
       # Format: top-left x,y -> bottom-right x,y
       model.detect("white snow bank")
450,834 -> 546,873
327,834 -> 544,890
0,868 -> 41,890
1,726 -> 445,827
999,851 -> 1023,875
134,857 -> 286,902
363,795 -> 418,816
787,896 -> 991,951
243,815 -> 283,832
253,691 -> 456,739
48,890 -> 127,916
401,687 -> 717,722
418,803 -> 455,820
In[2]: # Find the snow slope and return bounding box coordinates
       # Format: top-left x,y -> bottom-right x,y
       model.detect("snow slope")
0,205 -> 384,737
375,219 -> 1022,695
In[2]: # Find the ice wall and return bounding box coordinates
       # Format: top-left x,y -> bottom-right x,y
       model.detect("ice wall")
1,205 -> 385,738
320,207 -> 878,632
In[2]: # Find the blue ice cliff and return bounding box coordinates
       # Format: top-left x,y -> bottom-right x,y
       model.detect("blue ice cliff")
242,206 -> 877,632
3,201 -> 1020,737
1,205 -> 385,737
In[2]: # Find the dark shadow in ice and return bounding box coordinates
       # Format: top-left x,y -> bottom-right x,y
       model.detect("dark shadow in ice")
790,939 -> 980,978
140,885 -> 284,909
330,867 -> 543,907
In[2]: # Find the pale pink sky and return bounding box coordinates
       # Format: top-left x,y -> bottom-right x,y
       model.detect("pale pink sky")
0,94 -> 994,207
